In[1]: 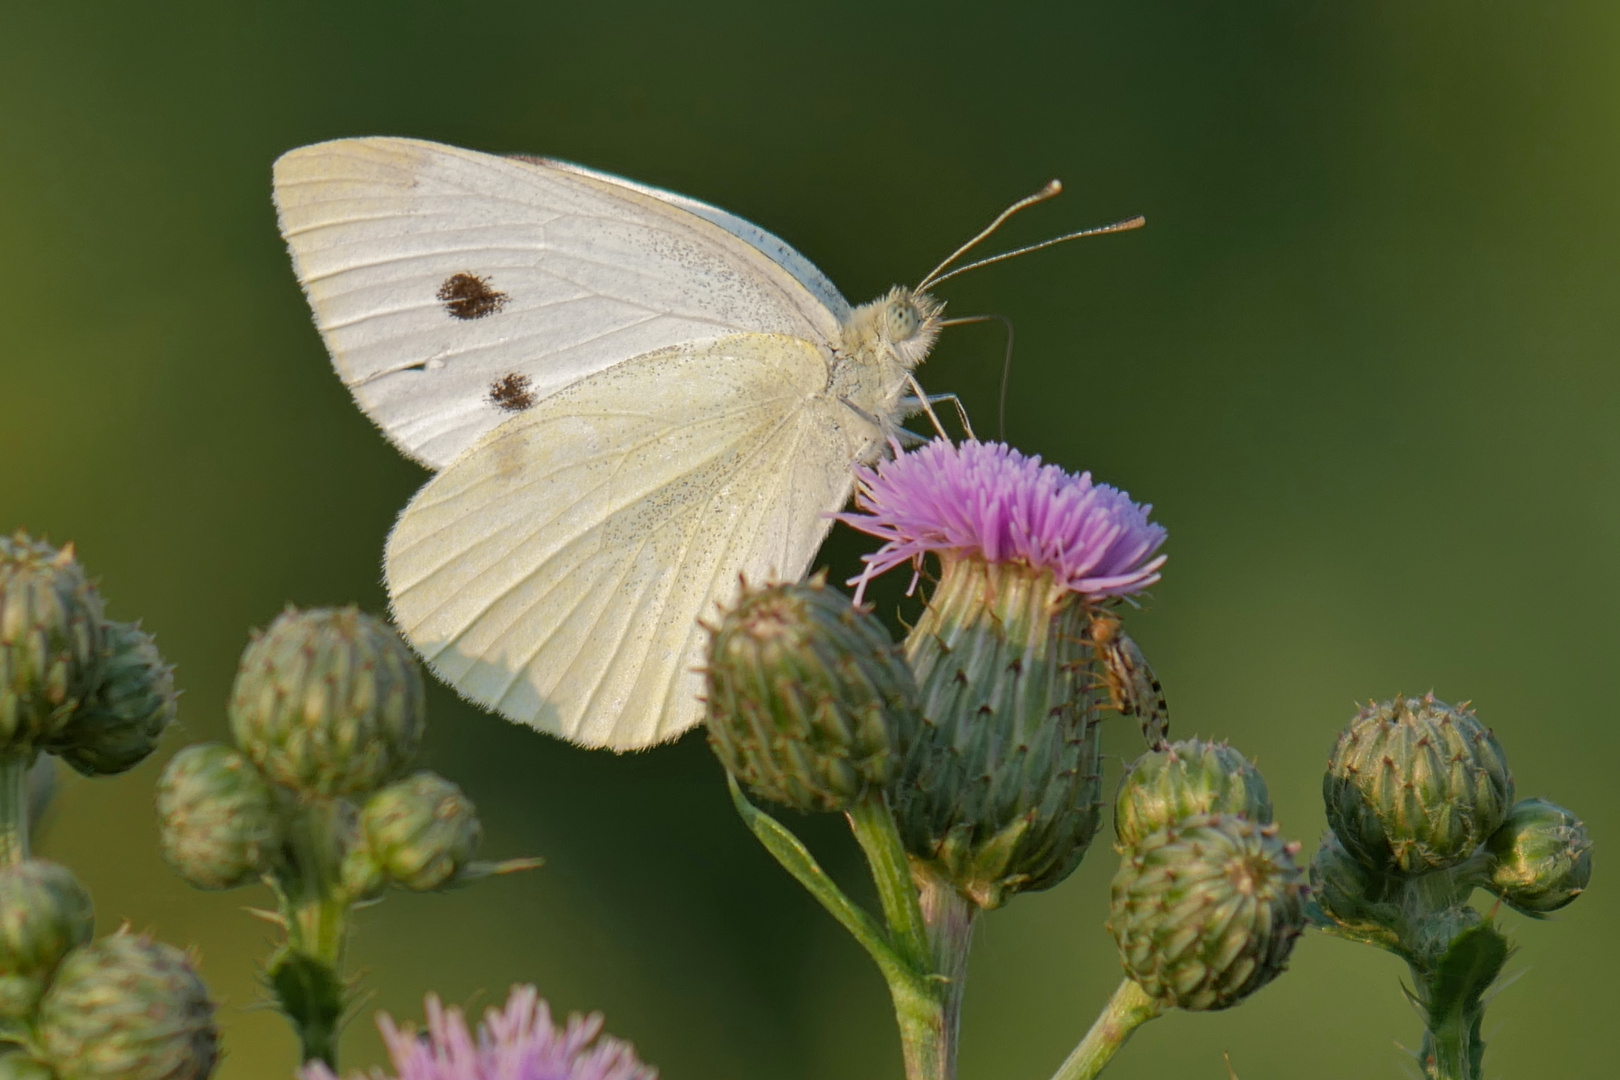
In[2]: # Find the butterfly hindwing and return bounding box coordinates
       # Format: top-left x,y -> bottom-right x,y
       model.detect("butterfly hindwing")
384,332 -> 875,750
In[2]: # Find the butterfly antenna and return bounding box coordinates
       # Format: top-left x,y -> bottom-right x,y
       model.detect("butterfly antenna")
923,214 -> 1146,290
916,180 -> 1065,293
940,314 -> 1016,440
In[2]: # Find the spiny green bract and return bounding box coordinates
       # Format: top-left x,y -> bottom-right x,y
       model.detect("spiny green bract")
0,860 -> 94,1020
1324,694 -> 1513,875
1485,797 -> 1591,916
155,744 -> 281,891
890,558 -> 1104,910
358,771 -> 483,891
47,620 -> 175,778
36,931 -> 218,1080
1109,814 -> 1307,1012
705,577 -> 919,814
228,606 -> 424,798
0,534 -> 107,756
1114,739 -> 1272,851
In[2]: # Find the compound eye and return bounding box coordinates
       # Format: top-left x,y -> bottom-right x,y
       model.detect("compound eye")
885,300 -> 921,342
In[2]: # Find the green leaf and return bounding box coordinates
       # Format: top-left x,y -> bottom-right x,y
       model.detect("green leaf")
1426,922 -> 1509,1031
726,775 -> 920,989
268,950 -> 346,1067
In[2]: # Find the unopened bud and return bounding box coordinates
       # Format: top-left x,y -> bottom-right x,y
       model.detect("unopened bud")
0,860 -> 94,1019
1109,815 -> 1307,1012
360,771 -> 481,891
705,577 -> 919,813
37,931 -> 218,1080
1114,739 -> 1271,851
1485,797 -> 1592,915
155,744 -> 281,890
1324,694 -> 1513,875
228,607 -> 424,797
0,534 -> 107,755
48,621 -> 175,777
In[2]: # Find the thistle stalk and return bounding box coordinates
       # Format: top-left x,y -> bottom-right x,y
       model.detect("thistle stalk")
0,755 -> 30,866
1047,978 -> 1161,1080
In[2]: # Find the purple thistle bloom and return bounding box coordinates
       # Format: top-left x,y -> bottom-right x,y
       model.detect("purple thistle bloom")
300,985 -> 656,1080
839,439 -> 1167,603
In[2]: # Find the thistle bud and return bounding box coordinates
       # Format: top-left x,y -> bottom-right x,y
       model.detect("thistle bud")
704,577 -> 919,813
891,558 -> 1105,909
1309,831 -> 1399,937
1484,797 -> 1592,915
37,931 -> 218,1080
0,534 -> 107,755
360,771 -> 481,891
47,622 -> 175,778
1324,694 -> 1513,875
228,607 -> 424,797
155,744 -> 281,890
0,861 -> 94,1019
1114,739 -> 1272,851
1109,815 -> 1307,1012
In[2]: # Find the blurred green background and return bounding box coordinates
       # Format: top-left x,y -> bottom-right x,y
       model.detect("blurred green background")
2,1 -> 1615,1076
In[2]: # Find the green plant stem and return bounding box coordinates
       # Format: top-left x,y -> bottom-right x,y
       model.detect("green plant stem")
1048,978 -> 1161,1080
847,789 -> 932,972
914,865 -> 976,1080
272,799 -> 355,1068
0,753 -> 31,866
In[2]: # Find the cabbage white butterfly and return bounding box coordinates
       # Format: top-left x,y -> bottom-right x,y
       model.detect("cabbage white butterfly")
273,137 -> 1140,750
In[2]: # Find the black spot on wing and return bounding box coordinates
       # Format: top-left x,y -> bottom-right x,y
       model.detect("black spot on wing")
438,273 -> 509,320
490,372 -> 535,411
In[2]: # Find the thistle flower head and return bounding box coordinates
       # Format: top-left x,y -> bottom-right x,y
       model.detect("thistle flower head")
301,985 -> 656,1080
838,439 -> 1166,603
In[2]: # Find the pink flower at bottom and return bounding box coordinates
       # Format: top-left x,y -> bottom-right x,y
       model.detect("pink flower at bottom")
300,986 -> 656,1080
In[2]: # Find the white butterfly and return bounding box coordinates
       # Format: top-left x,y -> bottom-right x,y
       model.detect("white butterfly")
272,137 -> 1139,751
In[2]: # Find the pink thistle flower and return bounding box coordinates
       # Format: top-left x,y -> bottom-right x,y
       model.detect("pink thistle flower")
300,985 -> 656,1080
839,439 -> 1166,604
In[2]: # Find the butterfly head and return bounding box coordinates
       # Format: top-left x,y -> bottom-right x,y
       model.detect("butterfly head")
877,287 -> 943,369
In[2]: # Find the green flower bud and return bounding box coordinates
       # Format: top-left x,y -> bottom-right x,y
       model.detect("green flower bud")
891,559 -> 1104,910
0,534 -> 107,755
360,771 -> 481,891
1324,694 -> 1514,875
155,744 -> 281,890
0,1053 -> 56,1080
47,622 -> 175,778
1485,797 -> 1592,916
37,931 -> 218,1080
704,576 -> 919,814
1109,815 -> 1307,1012
1114,739 -> 1272,851
1309,832 -> 1400,938
228,606 -> 424,797
0,860 -> 94,1019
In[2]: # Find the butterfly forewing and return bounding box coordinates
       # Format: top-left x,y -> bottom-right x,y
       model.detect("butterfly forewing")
273,138 -> 846,469
385,333 -> 874,750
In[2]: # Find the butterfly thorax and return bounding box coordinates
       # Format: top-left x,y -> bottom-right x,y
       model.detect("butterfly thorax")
830,287 -> 943,438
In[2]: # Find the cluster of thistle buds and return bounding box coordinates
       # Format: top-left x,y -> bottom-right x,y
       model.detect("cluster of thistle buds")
1105,739 -> 1308,1019
1311,693 -> 1592,1080
0,533 -> 220,1080
154,605 -> 538,1067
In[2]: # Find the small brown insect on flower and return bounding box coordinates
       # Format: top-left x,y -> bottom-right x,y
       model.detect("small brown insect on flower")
1087,608 -> 1169,748
437,272 -> 509,320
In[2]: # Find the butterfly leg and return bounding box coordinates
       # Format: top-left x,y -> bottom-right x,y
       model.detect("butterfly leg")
898,390 -> 978,441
